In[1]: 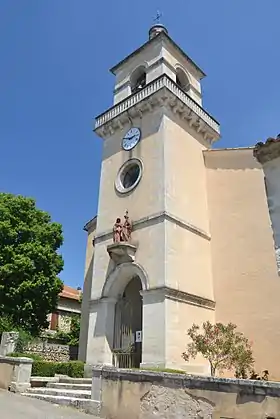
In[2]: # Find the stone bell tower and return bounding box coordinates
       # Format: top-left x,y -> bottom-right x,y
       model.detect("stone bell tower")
80,24 -> 220,376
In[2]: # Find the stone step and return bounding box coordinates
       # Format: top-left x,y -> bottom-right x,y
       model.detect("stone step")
48,382 -> 92,391
24,387 -> 91,399
22,393 -> 93,413
30,376 -> 59,388
59,377 -> 92,385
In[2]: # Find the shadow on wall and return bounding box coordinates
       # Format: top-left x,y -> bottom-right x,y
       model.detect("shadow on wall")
78,257 -> 94,362
203,148 -> 260,171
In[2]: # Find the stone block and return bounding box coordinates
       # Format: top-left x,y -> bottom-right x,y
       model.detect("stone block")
0,332 -> 19,356
0,356 -> 33,393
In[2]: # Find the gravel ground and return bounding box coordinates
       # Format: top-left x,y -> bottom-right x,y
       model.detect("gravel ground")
0,390 -> 100,419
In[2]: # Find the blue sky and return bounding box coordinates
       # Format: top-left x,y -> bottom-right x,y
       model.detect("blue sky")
1,1 -> 279,288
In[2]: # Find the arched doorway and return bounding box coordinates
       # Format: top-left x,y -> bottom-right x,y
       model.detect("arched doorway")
112,276 -> 142,368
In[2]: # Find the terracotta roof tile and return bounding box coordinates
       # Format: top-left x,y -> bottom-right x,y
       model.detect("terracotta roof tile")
59,285 -> 81,301
253,135 -> 280,164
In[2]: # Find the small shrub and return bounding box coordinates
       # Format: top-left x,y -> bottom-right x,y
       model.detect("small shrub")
15,329 -> 34,352
235,368 -> 269,381
7,352 -> 43,361
0,316 -> 15,334
32,361 -> 84,378
182,321 -> 254,377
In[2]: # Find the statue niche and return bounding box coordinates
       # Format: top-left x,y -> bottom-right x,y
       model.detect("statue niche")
108,211 -> 136,265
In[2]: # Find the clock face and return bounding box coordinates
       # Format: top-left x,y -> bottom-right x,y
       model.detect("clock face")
122,127 -> 141,151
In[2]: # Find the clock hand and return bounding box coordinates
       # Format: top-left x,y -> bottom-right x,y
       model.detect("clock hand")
124,135 -> 135,140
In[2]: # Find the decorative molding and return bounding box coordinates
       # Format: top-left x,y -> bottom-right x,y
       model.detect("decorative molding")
89,286 -> 215,311
148,56 -> 176,75
254,136 -> 280,164
107,243 -> 137,265
141,286 -> 216,311
95,74 -> 220,144
94,210 -> 211,245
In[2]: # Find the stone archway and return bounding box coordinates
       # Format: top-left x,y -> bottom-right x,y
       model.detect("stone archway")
102,262 -> 148,298
102,263 -> 148,368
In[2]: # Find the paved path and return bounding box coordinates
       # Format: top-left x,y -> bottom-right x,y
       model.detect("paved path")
0,390 -> 99,419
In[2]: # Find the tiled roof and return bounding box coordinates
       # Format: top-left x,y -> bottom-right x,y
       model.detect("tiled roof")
59,285 -> 81,301
253,135 -> 280,164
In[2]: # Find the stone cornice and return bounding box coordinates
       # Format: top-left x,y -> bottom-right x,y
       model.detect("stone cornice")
253,137 -> 280,164
83,216 -> 97,232
94,210 -> 211,245
94,74 -> 220,144
89,287 -> 216,311
141,286 -> 216,311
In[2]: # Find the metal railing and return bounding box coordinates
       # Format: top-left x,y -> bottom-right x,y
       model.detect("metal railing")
112,351 -> 141,369
95,74 -> 220,134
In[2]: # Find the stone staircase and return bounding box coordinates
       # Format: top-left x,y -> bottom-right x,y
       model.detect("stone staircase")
22,376 -> 94,413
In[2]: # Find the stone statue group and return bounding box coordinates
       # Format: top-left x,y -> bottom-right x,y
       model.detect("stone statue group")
113,211 -> 132,243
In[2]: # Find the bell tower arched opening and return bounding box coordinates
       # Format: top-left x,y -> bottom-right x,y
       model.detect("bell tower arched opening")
176,67 -> 190,92
130,66 -> 147,94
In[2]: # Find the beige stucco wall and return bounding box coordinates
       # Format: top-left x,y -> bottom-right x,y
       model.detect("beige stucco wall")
96,368 -> 280,419
262,155 -> 280,271
165,298 -> 214,374
83,107 -> 216,368
94,112 -> 212,296
57,297 -> 81,315
163,114 -> 209,233
95,109 -> 165,235
165,222 -> 213,298
79,221 -> 96,361
205,148 -> 280,380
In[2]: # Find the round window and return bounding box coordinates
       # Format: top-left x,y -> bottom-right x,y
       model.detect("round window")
115,159 -> 143,194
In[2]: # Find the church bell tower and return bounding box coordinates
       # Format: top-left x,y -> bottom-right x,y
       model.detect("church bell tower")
80,23 -> 220,375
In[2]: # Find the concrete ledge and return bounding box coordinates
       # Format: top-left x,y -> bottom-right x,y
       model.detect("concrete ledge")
0,356 -> 34,364
97,366 -> 280,397
0,355 -> 33,393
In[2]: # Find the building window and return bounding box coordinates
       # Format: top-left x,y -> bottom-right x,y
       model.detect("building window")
115,158 -> 143,194
131,66 -> 146,94
176,68 -> 190,92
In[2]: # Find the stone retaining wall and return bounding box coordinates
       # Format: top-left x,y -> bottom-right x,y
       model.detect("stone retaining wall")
91,366 -> 280,419
26,340 -> 70,362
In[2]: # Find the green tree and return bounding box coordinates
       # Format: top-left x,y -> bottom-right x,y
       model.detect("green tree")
68,315 -> 80,346
0,193 -> 64,335
182,321 -> 254,377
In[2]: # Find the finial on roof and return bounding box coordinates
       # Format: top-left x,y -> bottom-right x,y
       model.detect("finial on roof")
149,10 -> 168,40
